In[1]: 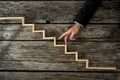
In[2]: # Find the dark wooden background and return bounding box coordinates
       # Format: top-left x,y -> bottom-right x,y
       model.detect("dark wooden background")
0,0 -> 120,80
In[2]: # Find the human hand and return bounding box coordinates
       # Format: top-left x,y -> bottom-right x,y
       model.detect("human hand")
58,23 -> 80,44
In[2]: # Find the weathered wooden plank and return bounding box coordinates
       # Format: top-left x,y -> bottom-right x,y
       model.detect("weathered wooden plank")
0,41 -> 119,70
0,61 -> 86,71
0,24 -> 43,40
0,72 -> 118,80
0,40 -> 85,71
117,74 -> 120,80
0,24 -> 120,40
67,41 -> 120,69
0,1 -> 119,23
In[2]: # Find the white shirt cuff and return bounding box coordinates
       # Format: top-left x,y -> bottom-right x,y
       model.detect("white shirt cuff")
74,21 -> 84,28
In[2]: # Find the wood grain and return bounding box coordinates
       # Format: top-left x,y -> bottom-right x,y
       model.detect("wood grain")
0,72 -> 118,80
0,17 -> 118,70
0,1 -> 119,23
0,41 -> 119,70
0,0 -> 119,79
0,24 -> 120,40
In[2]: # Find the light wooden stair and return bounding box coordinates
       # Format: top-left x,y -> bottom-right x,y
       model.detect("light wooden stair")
0,17 -> 117,70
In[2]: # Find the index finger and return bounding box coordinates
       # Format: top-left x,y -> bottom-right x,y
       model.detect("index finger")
58,33 -> 66,39
64,36 -> 68,45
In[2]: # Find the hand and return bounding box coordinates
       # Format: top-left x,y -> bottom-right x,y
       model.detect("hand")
58,23 -> 80,44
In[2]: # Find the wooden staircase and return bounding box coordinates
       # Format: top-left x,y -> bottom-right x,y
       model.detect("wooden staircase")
0,1 -> 120,79
0,17 -> 116,70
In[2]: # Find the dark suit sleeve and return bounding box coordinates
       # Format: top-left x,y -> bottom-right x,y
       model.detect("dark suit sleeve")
73,0 -> 102,28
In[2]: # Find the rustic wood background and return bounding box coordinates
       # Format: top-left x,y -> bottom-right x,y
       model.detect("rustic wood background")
0,0 -> 120,80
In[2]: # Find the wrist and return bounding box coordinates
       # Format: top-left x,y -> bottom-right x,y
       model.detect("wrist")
73,23 -> 80,30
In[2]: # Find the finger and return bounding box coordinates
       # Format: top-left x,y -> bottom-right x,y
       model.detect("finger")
69,32 -> 75,40
58,29 -> 71,39
72,37 -> 76,40
64,36 -> 68,45
58,33 -> 67,39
